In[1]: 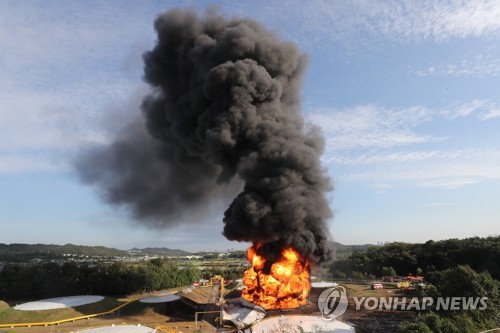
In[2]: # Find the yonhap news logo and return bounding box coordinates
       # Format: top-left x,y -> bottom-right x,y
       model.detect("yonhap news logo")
318,286 -> 348,320
351,296 -> 489,311
317,286 -> 489,321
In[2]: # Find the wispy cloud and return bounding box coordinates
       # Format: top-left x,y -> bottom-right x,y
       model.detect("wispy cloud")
310,102 -> 500,189
441,99 -> 488,119
0,78 -> 147,174
309,105 -> 439,153
341,158 -> 500,188
439,100 -> 500,121
419,178 -> 479,189
416,57 -> 500,78
230,0 -> 500,47
0,2 -> 154,175
379,0 -> 500,41
479,108 -> 500,121
328,151 -> 441,165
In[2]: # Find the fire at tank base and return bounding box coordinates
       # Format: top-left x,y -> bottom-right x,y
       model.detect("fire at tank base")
223,297 -> 355,333
222,289 -> 355,332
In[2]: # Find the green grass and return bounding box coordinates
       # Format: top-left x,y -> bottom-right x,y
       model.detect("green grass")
0,308 -> 14,321
0,297 -> 121,324
341,283 -> 402,298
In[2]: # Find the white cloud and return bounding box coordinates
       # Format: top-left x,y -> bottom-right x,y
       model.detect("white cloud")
479,108 -> 500,121
416,57 -> 500,78
419,178 -> 479,189
309,105 -> 438,154
438,100 -> 500,121
0,2 -> 152,74
0,2 -> 155,175
231,0 -> 500,47
384,0 -> 500,41
335,149 -> 500,189
310,102 -> 500,189
441,100 -> 488,119
0,77 -> 148,174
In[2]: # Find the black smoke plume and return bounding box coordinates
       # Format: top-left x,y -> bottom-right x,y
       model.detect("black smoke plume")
76,8 -> 333,263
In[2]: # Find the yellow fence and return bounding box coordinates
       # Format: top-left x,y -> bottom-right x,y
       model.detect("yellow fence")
0,298 -> 137,329
155,324 -> 184,333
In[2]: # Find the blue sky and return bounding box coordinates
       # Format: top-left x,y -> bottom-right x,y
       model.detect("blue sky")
1,0 -> 499,251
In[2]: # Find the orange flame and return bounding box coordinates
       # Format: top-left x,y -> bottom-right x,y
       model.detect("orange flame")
241,243 -> 311,309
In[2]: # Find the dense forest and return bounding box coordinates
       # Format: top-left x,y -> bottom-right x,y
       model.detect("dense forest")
330,236 -> 500,280
399,264 -> 499,332
0,259 -> 244,301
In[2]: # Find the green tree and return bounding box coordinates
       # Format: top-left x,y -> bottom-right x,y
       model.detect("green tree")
381,266 -> 397,276
399,321 -> 433,333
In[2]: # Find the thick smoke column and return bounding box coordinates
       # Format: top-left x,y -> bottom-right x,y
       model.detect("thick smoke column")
76,8 -> 332,263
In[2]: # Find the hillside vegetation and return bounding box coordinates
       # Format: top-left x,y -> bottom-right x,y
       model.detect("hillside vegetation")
0,243 -> 128,262
330,236 -> 499,279
328,236 -> 500,333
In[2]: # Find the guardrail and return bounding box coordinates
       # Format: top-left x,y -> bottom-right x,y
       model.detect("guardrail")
0,298 -> 137,329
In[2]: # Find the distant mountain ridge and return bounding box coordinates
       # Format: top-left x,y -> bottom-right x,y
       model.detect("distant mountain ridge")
329,241 -> 375,257
130,247 -> 192,256
0,242 -> 375,262
0,243 -> 129,258
0,244 -> 195,263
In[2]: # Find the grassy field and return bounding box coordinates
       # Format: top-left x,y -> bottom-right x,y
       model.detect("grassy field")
0,297 -> 120,324
0,295 -> 207,333
342,282 -> 403,298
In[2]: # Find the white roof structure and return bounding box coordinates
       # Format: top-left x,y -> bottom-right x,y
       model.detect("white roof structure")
76,324 -> 155,333
311,281 -> 339,288
223,297 -> 266,329
14,295 -> 104,311
252,315 -> 355,333
139,294 -> 180,303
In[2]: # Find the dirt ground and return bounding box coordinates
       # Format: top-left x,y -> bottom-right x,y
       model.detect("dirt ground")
341,299 -> 417,333
264,283 -> 419,333
315,283 -> 418,333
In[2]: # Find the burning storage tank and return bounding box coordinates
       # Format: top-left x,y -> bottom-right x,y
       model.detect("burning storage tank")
77,8 -> 333,309
242,243 -> 311,309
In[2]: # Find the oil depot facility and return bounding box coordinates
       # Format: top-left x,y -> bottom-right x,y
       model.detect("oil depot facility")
148,275 -> 356,332
0,276 -> 356,333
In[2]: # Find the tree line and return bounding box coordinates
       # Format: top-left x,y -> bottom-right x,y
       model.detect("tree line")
0,243 -> 129,262
0,258 -> 243,301
330,236 -> 499,280
399,264 -> 499,333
